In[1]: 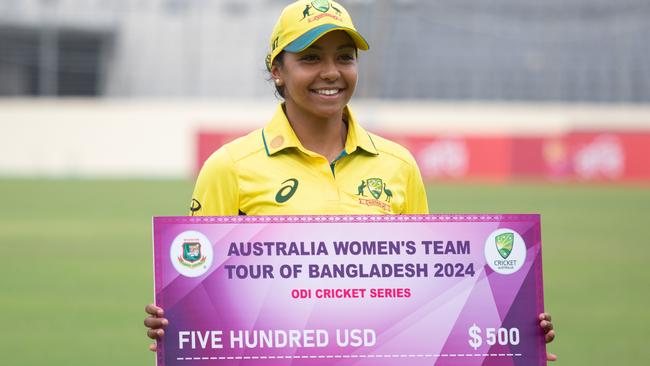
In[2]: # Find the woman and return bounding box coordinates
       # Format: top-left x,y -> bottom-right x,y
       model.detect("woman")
145,0 -> 556,360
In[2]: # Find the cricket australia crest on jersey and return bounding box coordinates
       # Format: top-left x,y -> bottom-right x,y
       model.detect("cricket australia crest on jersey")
366,178 -> 383,199
356,177 -> 393,212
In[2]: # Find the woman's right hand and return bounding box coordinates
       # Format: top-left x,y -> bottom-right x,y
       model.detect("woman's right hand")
144,304 -> 168,351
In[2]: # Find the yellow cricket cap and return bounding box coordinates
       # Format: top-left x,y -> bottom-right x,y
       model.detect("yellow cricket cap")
266,0 -> 369,70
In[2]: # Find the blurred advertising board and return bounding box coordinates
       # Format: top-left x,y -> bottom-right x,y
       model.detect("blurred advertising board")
197,131 -> 650,182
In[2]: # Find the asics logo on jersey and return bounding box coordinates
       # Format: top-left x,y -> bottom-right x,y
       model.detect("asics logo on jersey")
190,198 -> 202,215
275,178 -> 299,203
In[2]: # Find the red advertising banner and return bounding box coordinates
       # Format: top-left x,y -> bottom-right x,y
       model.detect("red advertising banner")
196,131 -> 248,173
383,135 -> 511,181
562,132 -> 650,181
197,131 -> 650,182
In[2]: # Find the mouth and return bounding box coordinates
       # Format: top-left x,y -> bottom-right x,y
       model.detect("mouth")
311,88 -> 344,97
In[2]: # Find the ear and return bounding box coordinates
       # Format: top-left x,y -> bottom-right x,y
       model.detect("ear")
270,63 -> 283,82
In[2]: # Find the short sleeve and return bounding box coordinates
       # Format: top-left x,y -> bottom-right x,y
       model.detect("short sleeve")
402,159 -> 429,214
189,147 -> 240,216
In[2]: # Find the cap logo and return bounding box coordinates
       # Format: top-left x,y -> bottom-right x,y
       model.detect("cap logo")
311,0 -> 330,13
300,1 -> 342,22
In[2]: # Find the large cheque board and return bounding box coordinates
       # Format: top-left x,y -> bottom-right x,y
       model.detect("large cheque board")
153,215 -> 546,365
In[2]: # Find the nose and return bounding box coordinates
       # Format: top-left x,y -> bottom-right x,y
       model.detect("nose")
319,57 -> 340,81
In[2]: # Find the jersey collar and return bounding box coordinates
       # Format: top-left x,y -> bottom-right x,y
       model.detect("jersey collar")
262,103 -> 379,157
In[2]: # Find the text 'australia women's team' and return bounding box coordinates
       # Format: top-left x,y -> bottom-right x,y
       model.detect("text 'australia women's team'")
226,240 -> 471,256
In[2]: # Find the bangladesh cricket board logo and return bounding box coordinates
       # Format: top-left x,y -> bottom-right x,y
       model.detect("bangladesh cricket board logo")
170,230 -> 213,277
179,241 -> 206,268
484,229 -> 526,275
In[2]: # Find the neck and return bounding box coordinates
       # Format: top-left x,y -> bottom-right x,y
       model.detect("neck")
284,103 -> 347,163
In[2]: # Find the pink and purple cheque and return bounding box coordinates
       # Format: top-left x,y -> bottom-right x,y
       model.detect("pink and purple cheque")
152,214 -> 546,365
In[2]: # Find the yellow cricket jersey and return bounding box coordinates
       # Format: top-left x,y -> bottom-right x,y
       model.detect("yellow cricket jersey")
190,104 -> 429,216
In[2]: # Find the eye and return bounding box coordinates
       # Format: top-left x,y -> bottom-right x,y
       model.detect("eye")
338,53 -> 356,62
300,54 -> 320,62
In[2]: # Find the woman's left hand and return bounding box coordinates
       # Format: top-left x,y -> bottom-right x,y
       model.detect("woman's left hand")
539,312 -> 557,361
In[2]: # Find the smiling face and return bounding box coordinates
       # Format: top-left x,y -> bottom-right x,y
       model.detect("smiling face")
271,30 -> 358,121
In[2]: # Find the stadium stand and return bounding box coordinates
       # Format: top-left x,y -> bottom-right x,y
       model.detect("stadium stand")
0,0 -> 648,102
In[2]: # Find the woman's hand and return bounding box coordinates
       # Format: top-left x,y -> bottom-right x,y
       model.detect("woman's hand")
144,304 -> 168,352
539,312 -> 557,361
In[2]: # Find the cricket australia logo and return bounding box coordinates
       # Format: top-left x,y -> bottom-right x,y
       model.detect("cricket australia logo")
170,231 -> 213,277
356,177 -> 393,212
484,229 -> 526,275
495,232 -> 514,259
301,0 -> 343,22
312,0 -> 330,12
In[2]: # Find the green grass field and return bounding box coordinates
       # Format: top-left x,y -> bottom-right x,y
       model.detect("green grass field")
1,179 -> 648,365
